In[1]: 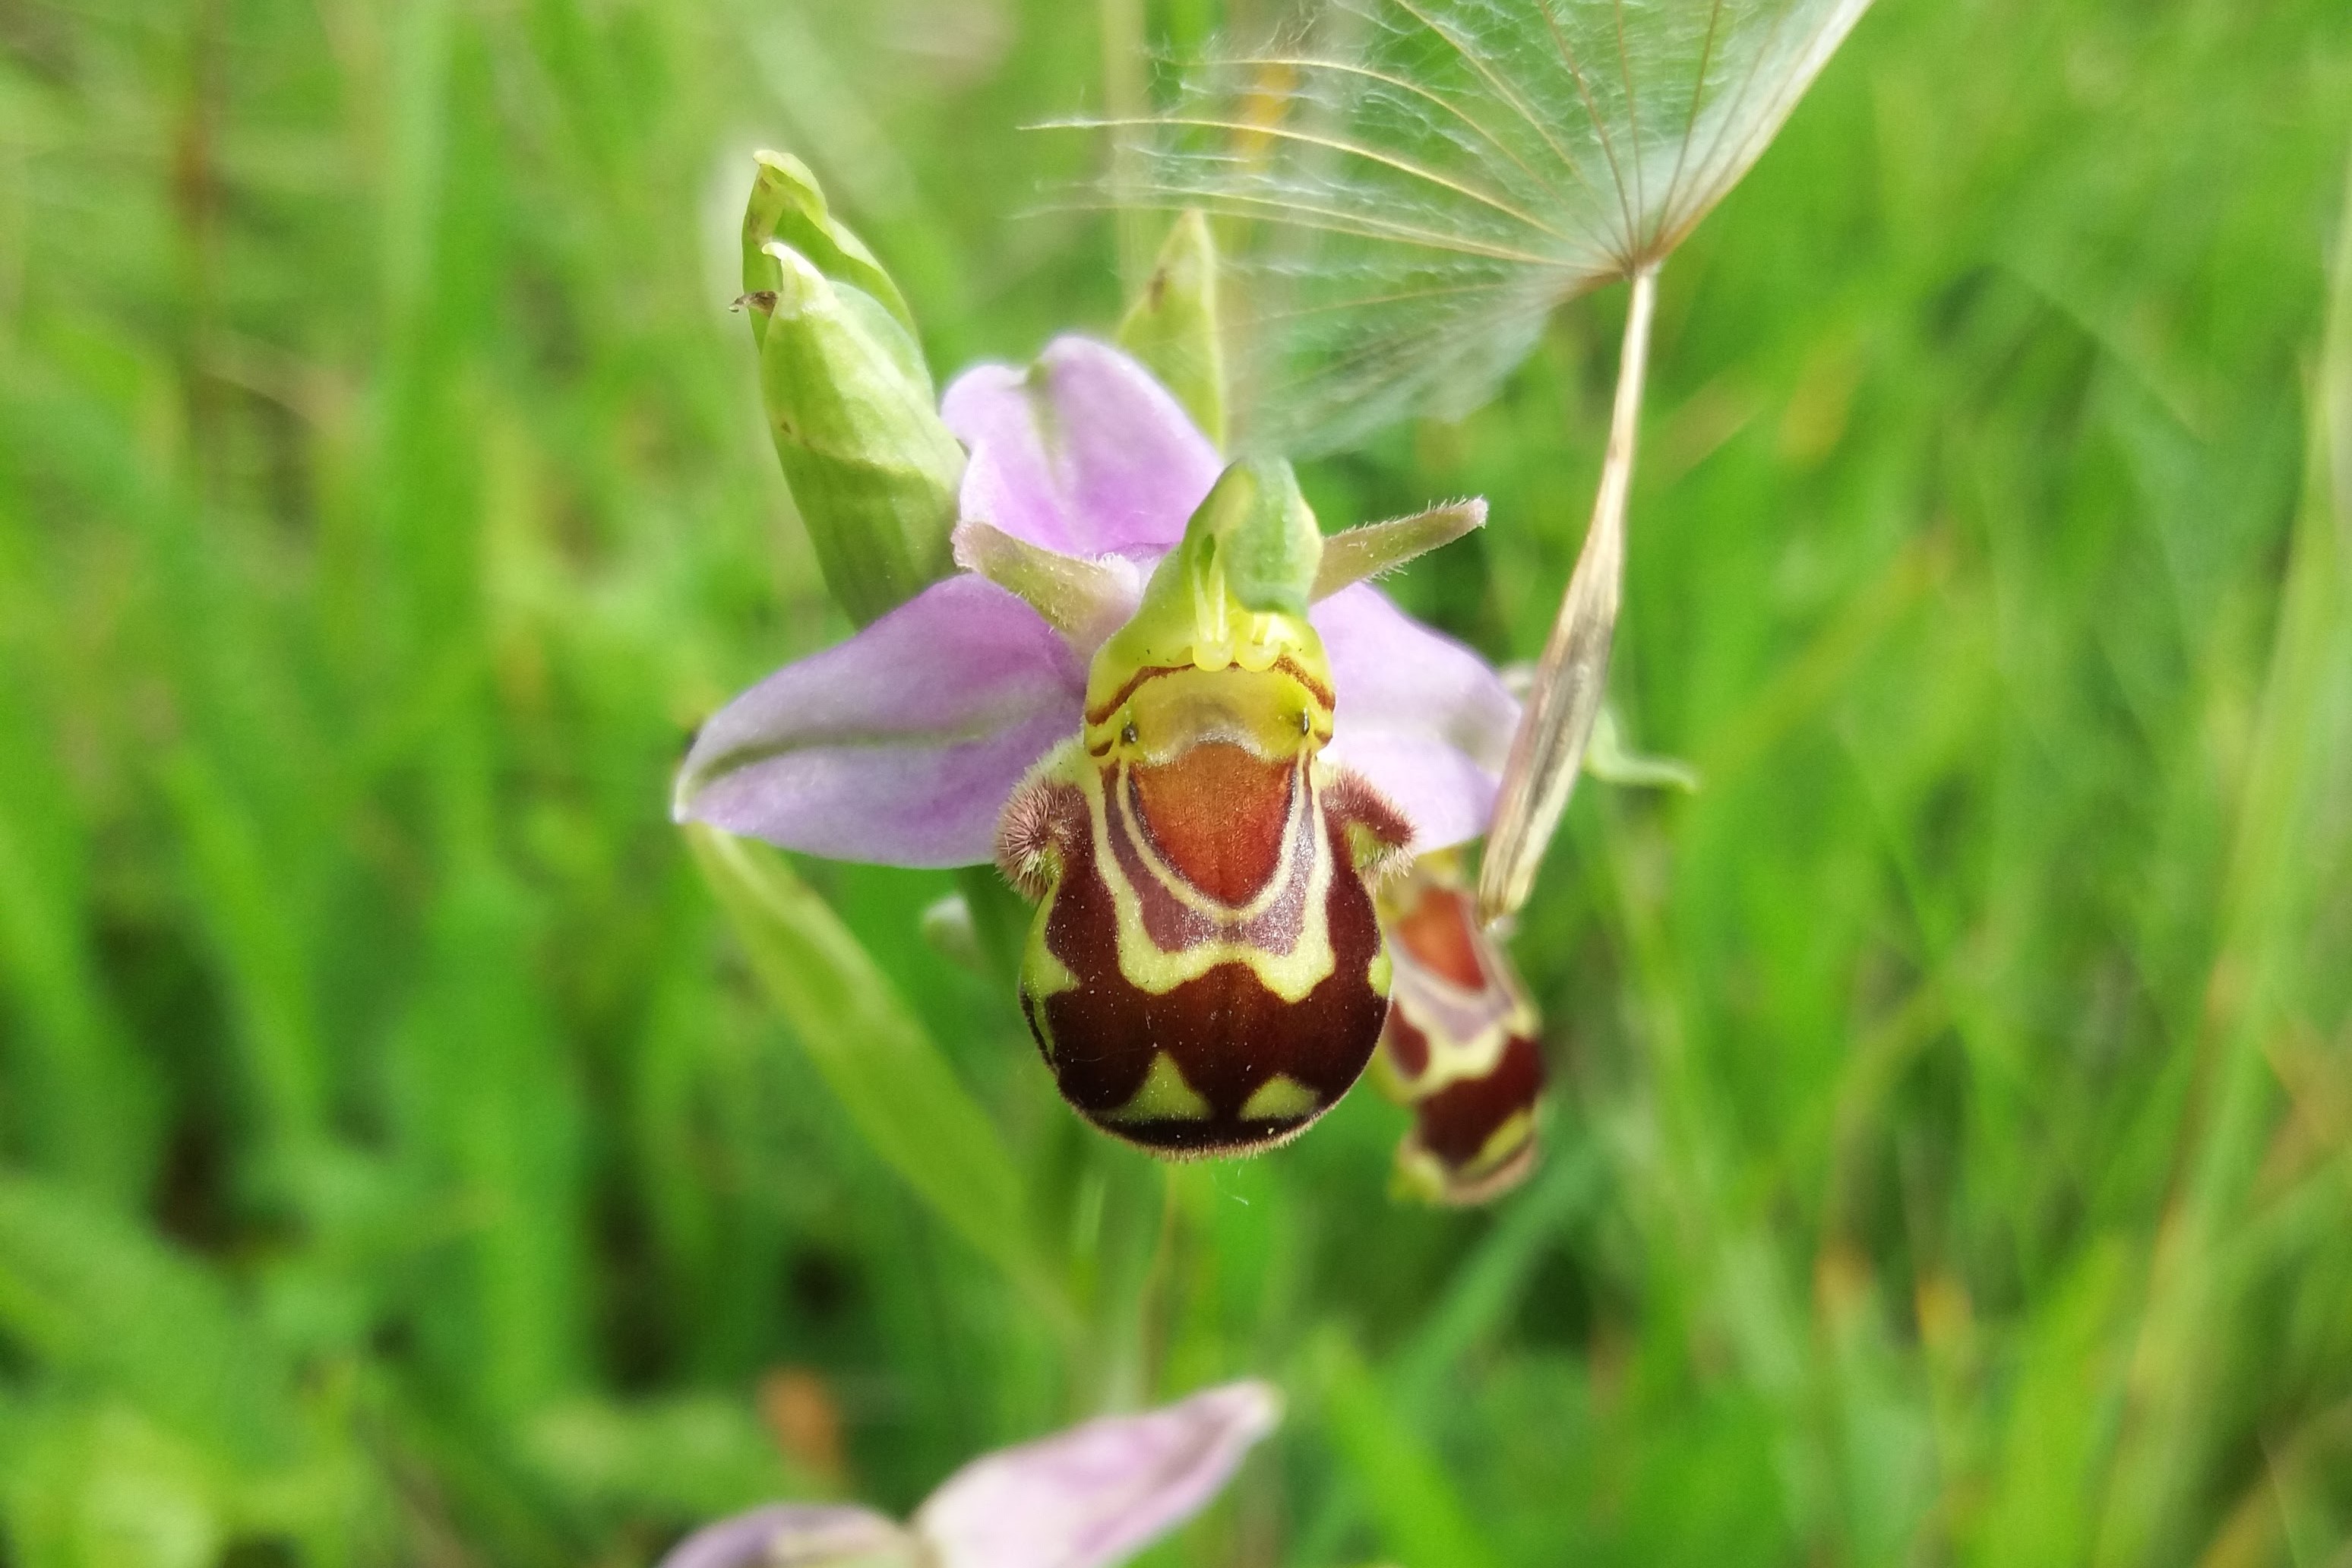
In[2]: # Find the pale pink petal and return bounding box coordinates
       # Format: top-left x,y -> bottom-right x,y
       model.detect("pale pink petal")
914,1382 -> 1280,1568
675,576 -> 1083,868
656,1505 -> 912,1568
941,337 -> 1222,556
1314,585 -> 1519,852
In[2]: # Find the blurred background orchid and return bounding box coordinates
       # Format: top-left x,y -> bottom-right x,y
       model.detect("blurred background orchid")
659,1381 -> 1277,1568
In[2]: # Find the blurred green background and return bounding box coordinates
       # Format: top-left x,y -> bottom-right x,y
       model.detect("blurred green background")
4,0 -> 2351,1564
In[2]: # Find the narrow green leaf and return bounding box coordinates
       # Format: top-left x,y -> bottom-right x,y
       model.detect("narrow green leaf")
1316,1335 -> 1503,1568
1582,706 -> 1702,794
1388,1149 -> 1595,1418
0,1176 -> 305,1473
158,748 -> 330,1179
522,1396 -> 806,1519
2,1404 -> 228,1568
0,689 -> 156,1206
687,826 -> 1067,1323
394,861 -> 590,1423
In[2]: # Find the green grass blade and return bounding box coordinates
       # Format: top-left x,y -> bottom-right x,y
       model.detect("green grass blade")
0,1175 -> 305,1474
687,824 -> 1070,1327
1316,1336 -> 1503,1568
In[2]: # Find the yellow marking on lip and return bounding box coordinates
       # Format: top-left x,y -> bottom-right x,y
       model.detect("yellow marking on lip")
1105,1052 -> 1213,1122
1472,1108 -> 1536,1168
1394,1108 -> 1540,1205
1085,662 -> 1331,762
1240,1074 -> 1323,1121
1386,1011 -> 1513,1090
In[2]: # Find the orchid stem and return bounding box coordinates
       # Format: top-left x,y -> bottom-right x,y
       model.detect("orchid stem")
1478,266 -> 1658,926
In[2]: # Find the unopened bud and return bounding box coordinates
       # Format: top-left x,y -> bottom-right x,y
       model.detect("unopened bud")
1116,210 -> 1226,450
733,155 -> 954,625
745,222 -> 961,625
743,150 -> 917,349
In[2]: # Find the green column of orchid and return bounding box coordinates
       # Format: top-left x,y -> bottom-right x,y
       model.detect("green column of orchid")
740,151 -> 962,628
1087,455 -> 1322,692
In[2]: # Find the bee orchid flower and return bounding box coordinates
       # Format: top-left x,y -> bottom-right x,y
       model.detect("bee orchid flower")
675,334 -> 1522,1156
659,1380 -> 1279,1568
1374,855 -> 1547,1205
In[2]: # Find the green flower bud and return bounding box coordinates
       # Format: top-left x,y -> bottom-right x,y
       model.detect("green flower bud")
743,150 -> 917,349
751,246 -> 963,626
738,154 -> 962,627
1116,210 -> 1226,451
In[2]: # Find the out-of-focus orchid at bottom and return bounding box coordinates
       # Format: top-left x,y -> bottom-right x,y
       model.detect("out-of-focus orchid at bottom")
656,1381 -> 1279,1568
677,336 -> 1520,1159
1374,855 -> 1547,1205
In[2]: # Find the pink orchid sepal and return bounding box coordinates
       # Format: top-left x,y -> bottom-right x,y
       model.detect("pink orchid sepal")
656,1381 -> 1279,1568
